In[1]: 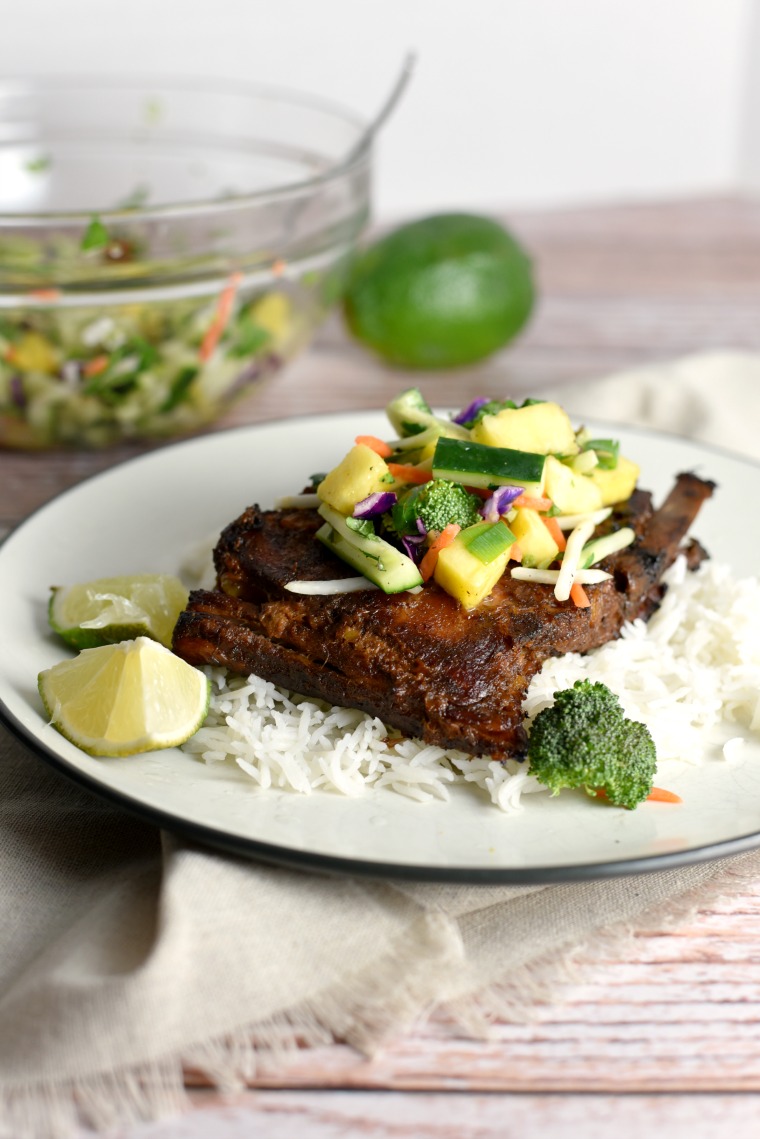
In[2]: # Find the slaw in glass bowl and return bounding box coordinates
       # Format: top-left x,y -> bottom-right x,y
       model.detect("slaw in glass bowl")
0,77 -> 370,448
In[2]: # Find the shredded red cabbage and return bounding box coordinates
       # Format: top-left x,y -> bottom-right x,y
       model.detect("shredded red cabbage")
353,491 -> 398,519
453,396 -> 489,425
9,375 -> 26,409
401,534 -> 426,562
480,485 -> 522,522
400,519 -> 428,562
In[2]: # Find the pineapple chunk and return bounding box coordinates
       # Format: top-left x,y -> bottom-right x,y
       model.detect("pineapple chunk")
471,401 -> 578,455
435,539 -> 512,610
590,455 -> 640,506
317,444 -> 392,515
247,291 -> 291,339
544,455 -> 603,514
510,508 -> 559,568
7,332 -> 59,375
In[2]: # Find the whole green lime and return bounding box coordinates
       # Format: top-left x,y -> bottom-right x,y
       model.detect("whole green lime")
343,213 -> 535,369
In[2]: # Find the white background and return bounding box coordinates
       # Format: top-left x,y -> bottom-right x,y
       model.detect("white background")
1,0 -> 757,219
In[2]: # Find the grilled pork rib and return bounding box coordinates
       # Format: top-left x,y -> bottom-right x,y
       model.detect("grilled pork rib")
173,473 -> 714,760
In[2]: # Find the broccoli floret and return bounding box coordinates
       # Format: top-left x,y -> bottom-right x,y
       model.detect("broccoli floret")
391,478 -> 482,536
418,479 -> 482,532
527,679 -> 656,809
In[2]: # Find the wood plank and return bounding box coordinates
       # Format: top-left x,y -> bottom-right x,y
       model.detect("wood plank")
178,883 -> 760,1095
147,1090 -> 760,1139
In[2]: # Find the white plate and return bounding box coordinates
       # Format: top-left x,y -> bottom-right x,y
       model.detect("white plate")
1,412 -> 758,882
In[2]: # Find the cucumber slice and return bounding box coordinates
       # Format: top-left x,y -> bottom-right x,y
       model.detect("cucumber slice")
317,504 -> 423,592
318,503 -> 385,557
386,389 -> 470,451
386,387 -> 434,437
579,526 -> 635,568
432,437 -> 546,492
582,437 -> 620,470
458,520 -> 516,564
388,420 -> 469,453
316,524 -> 423,593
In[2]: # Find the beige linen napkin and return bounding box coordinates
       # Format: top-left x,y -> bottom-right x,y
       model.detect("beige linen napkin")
538,349 -> 760,462
2,350 -> 759,1138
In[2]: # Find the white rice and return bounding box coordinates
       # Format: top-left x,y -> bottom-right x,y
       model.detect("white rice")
522,557 -> 760,761
181,559 -> 760,812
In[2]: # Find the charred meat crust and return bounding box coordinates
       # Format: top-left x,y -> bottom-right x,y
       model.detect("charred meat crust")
173,473 -> 714,760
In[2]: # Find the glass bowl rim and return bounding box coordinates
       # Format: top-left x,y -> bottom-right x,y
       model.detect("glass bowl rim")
0,73 -> 371,226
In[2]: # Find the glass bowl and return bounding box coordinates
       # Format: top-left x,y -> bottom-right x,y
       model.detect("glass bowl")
0,78 -> 370,449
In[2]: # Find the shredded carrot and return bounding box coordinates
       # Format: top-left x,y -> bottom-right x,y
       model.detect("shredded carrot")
83,354 -> 109,378
513,493 -> 553,511
570,582 -> 591,608
387,462 -> 433,485
542,515 -> 567,551
199,271 -> 243,361
467,486 -> 491,500
355,434 -> 393,459
419,523 -> 460,581
271,258 -> 287,277
509,542 -> 523,563
646,786 -> 683,804
28,288 -> 61,302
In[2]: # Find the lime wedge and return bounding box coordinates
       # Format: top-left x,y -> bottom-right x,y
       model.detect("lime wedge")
48,574 -> 189,650
38,637 -> 210,757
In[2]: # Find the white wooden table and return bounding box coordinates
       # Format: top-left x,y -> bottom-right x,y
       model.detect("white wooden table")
5,197 -> 760,1137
